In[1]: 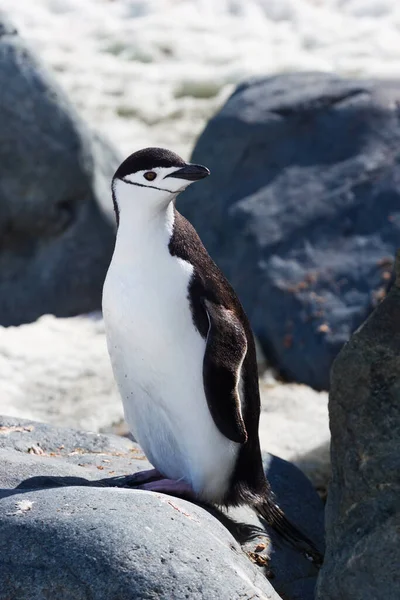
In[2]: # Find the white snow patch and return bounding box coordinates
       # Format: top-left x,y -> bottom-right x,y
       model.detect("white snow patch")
3,0 -> 400,158
259,376 -> 330,488
7,500 -> 35,516
0,314 -> 122,432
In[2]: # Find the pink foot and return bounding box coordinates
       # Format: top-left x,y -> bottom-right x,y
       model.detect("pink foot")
137,478 -> 196,499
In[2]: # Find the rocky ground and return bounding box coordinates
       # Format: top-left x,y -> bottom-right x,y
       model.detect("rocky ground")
0,415 -> 324,600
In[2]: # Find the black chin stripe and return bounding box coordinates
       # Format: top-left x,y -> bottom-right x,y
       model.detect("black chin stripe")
121,178 -> 175,194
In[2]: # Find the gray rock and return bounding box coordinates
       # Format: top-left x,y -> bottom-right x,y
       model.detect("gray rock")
0,13 -> 118,326
179,72 -> 400,389
0,487 -> 282,600
0,415 -> 324,600
316,250 -> 400,599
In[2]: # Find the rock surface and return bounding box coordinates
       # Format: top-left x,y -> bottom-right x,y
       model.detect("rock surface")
0,314 -> 330,489
179,72 -> 400,389
0,416 -> 325,600
0,13 -> 118,326
316,250 -> 400,600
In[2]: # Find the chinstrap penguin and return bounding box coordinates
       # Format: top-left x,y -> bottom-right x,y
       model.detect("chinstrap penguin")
102,147 -> 323,566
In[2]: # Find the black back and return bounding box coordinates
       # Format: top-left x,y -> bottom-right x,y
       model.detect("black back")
169,207 -> 267,506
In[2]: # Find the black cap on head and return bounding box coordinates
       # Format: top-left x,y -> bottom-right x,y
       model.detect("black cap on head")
114,147 -> 186,180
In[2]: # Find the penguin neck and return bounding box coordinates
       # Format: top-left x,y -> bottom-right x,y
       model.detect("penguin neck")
113,187 -> 176,264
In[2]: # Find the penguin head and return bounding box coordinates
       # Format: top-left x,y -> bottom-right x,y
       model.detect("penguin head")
111,147 -> 209,225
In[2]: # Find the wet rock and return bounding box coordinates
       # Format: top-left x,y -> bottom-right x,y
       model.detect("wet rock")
0,13 -> 118,326
179,72 -> 400,389
316,251 -> 400,599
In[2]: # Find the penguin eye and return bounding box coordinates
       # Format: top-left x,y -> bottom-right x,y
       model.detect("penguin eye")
144,171 -> 157,181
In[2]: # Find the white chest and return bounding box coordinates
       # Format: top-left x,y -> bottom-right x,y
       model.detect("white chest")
102,208 -> 239,502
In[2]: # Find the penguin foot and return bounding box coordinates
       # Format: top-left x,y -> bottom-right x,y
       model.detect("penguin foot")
101,468 -> 163,488
137,478 -> 195,499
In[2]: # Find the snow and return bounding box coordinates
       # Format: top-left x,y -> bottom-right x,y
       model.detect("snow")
0,315 -> 122,432
3,0 -> 400,158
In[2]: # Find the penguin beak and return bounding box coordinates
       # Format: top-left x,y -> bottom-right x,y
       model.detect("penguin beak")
165,163 -> 210,181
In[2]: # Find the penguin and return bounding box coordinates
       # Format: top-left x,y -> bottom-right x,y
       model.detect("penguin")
102,147 -> 323,566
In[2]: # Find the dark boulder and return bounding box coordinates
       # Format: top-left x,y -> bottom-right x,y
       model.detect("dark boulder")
179,72 -> 400,389
316,250 -> 400,599
0,13 -> 118,326
0,416 -> 324,600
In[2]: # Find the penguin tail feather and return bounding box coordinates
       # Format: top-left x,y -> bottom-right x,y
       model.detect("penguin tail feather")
254,497 -> 324,568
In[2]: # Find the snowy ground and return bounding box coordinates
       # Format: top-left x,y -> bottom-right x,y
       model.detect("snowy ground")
3,0 -> 400,158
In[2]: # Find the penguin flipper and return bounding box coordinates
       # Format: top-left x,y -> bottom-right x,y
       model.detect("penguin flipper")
202,299 -> 248,444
